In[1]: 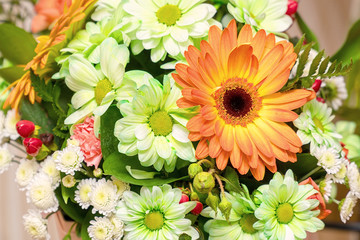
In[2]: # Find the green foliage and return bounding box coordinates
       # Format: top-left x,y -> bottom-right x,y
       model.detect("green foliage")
0,23 -> 36,65
103,152 -> 188,186
100,105 -> 121,159
295,13 -> 319,51
30,71 -> 54,102
222,167 -> 242,193
80,211 -> 95,240
21,100 -> 55,134
0,66 -> 25,83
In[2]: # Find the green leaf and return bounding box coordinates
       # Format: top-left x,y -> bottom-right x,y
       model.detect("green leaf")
125,165 -> 159,179
293,35 -> 305,55
30,71 -> 54,102
295,13 -> 320,51
0,23 -> 36,65
331,19 -> 360,64
100,105 -> 122,159
318,56 -> 330,75
222,167 -> 242,193
80,211 -> 95,240
103,152 -> 188,186
0,66 -> 25,83
296,43 -> 312,78
308,50 -> 324,76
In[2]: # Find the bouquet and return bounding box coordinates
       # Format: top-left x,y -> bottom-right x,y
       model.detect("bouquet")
0,0 -> 360,239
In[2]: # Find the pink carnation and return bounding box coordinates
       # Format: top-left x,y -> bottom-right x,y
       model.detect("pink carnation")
72,116 -> 102,168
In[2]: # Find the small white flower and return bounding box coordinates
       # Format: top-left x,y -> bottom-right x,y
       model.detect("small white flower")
3,109 -> 20,140
26,173 -> 59,213
313,146 -> 342,174
90,179 -> 120,216
340,192 -> 358,223
0,111 -> 5,142
111,176 -> 130,197
109,214 -> 124,240
16,159 -> 40,190
67,138 -> 80,147
331,158 -> 348,184
88,216 -> 114,240
347,162 -> 360,198
320,174 -> 332,202
75,178 -> 97,209
321,76 -> 347,111
55,145 -> 84,175
40,156 -> 61,187
23,209 -> 49,240
0,144 -> 13,174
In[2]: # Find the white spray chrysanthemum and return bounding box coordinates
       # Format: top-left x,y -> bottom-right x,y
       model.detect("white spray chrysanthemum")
0,144 -> 13,174
55,145 -> 84,175
321,76 -> 347,111
3,109 -> 20,140
109,214 -> 125,240
16,159 -> 40,190
26,173 -> 59,213
23,209 -> 50,240
347,162 -> 360,198
88,216 -> 115,240
319,174 -> 333,202
340,192 -> 358,223
313,146 -> 342,174
331,158 -> 348,184
111,176 -> 130,197
90,179 -> 120,216
75,178 -> 97,209
40,156 -> 61,187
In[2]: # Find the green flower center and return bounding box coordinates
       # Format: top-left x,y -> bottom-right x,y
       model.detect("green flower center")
323,83 -> 338,100
144,211 -> 164,230
95,79 -> 112,105
313,117 -> 325,132
156,4 -> 181,26
276,203 -> 294,224
149,111 -> 173,136
239,213 -> 258,234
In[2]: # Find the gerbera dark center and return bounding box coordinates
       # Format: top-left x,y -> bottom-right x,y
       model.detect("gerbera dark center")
223,88 -> 252,117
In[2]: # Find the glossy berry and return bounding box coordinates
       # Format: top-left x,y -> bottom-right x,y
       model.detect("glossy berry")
191,201 -> 203,215
23,138 -> 43,156
316,97 -> 326,103
286,0 -> 298,16
312,79 -> 322,92
16,120 -> 35,138
179,194 -> 189,204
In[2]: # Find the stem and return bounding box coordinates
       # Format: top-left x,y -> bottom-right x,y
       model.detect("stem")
45,212 -> 56,219
11,160 -> 20,164
67,222 -> 77,235
189,182 -> 194,193
299,166 -> 322,182
197,159 -> 215,168
8,141 -> 26,153
214,174 -> 225,196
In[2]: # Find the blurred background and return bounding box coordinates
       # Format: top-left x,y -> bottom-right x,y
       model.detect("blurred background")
0,0 -> 359,239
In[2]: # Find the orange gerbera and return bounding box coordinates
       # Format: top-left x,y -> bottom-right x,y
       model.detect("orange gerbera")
172,20 -> 315,181
3,0 -> 96,111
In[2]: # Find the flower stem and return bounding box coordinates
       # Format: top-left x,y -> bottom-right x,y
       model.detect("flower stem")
214,174 -> 225,196
197,159 -> 215,168
8,141 -> 26,153
45,212 -> 56,219
299,166 -> 322,182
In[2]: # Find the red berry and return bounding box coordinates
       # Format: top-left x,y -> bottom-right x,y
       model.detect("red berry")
16,120 -> 35,138
312,79 -> 322,92
286,0 -> 298,16
179,194 -> 189,204
316,97 -> 325,103
23,138 -> 43,156
191,201 -> 203,215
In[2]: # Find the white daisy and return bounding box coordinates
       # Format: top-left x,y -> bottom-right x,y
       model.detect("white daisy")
3,109 -> 20,140
75,178 -> 97,209
228,0 -> 293,35
64,38 -> 133,124
123,0 -> 220,62
321,76 -> 347,110
0,144 -> 13,174
340,192 -> 358,223
54,145 -> 84,175
40,156 -> 61,187
313,146 -> 342,174
26,173 -> 59,213
330,158 -> 348,184
347,162 -> 360,198
109,214 -> 125,240
319,175 -> 332,202
23,209 -> 50,240
88,216 -> 114,240
90,179 -> 120,216
111,176 -> 130,197
16,159 -> 40,190
91,0 -> 124,21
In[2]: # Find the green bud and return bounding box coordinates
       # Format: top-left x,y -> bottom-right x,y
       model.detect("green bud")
193,172 -> 215,194
62,175 -> 76,188
93,168 -> 103,178
188,163 -> 203,179
179,233 -> 192,240
190,191 -> 199,201
219,195 -> 232,221
206,192 -> 220,212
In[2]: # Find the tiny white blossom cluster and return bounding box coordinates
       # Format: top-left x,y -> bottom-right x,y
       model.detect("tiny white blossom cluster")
0,109 -> 20,142
88,215 -> 125,240
23,209 -> 50,240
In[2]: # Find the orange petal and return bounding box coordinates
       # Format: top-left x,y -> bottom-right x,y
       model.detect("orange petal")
209,136 -> 222,158
258,151 -> 276,166
237,24 -> 253,45
247,123 -> 274,158
251,29 -> 266,60
188,132 -> 201,141
220,124 -> 234,152
258,69 -> 291,97
186,114 -> 203,132
196,138 -> 209,159
187,68 -> 212,93
208,25 -> 222,58
234,126 -> 253,156
287,152 -> 297,163
250,161 -> 265,181
216,150 -> 230,170
201,105 -> 217,121
259,108 -> 299,122
215,118 -> 225,137
271,143 -> 290,162
263,89 -> 313,104
238,153 -> 250,175
253,118 -> 290,150
200,119 -> 216,137
177,97 -> 196,108
227,45 -> 253,79
263,119 -> 303,147
230,143 -> 241,168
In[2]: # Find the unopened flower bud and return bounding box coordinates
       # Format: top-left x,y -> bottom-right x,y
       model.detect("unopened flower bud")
191,201 -> 203,215
16,120 -> 35,138
316,97 -> 326,103
179,194 -> 189,204
23,138 -> 43,157
93,168 -> 103,178
39,133 -> 54,146
286,0 -> 298,16
206,192 -> 220,212
62,175 -> 76,188
219,195 -> 232,221
190,191 -> 199,201
188,163 -> 203,179
193,172 -> 215,194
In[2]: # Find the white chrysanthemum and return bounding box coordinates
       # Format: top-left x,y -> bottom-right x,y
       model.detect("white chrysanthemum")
123,0 -> 220,62
26,173 -> 59,213
64,38 -> 134,124
319,175 -> 332,202
313,146 -> 342,174
67,138 -> 80,147
228,0 -> 292,35
40,156 -> 61,187
75,178 -> 97,209
23,209 -> 50,240
111,176 -> 130,197
90,179 -> 120,216
340,192 -> 358,223
294,100 -> 342,153
55,145 -> 84,175
88,216 -> 114,240
321,76 -> 347,111
109,214 -> 125,240
331,158 -> 348,184
0,144 -> 13,174
16,159 -> 40,190
91,0 -> 124,21
347,162 -> 360,198
3,109 -> 20,140
0,111 -> 5,141
115,77 -> 196,172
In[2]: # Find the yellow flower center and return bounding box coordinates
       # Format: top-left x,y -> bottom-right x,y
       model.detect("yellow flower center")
144,211 -> 164,230
214,78 -> 262,127
156,4 -> 182,26
95,79 -> 112,105
149,111 -> 173,136
313,117 -> 324,132
239,213 -> 258,234
276,203 -> 294,224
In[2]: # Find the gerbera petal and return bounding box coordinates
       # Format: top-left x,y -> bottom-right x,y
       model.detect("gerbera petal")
259,108 -> 299,122
219,124 -> 234,152
208,136 -> 222,158
195,138 -> 209,159
216,150 -> 229,170
250,161 -> 265,181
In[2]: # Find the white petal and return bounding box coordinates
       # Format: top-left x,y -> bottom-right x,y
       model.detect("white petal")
68,54 -> 101,87
172,124 -> 190,143
64,101 -> 97,125
170,26 -> 188,42
135,124 -> 152,140
71,90 -> 94,109
154,136 -> 171,159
